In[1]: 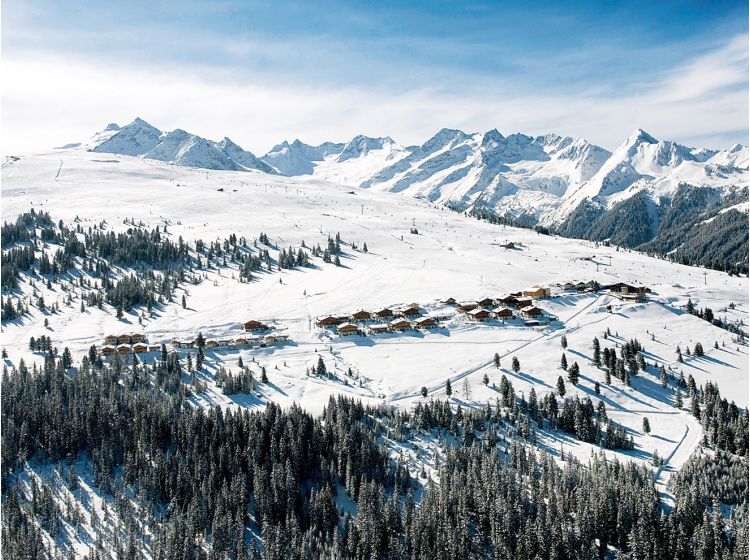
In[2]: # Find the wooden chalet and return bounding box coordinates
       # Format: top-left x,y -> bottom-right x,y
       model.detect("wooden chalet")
522,285 -> 550,299
104,335 -> 119,345
442,297 -> 457,305
468,308 -> 491,321
521,306 -> 542,318
116,344 -> 131,354
243,320 -> 270,331
400,306 -> 421,317
351,310 -> 372,321
147,344 -> 162,352
369,324 -> 390,334
415,316 -> 438,329
375,308 -> 394,319
477,297 -> 495,308
389,318 -> 412,331
493,307 -> 513,319
604,282 -> 649,294
316,316 -> 342,328
337,323 -> 358,336
133,343 -> 148,353
100,345 -> 116,355
515,298 -> 533,308
457,302 -> 478,312
496,295 -> 519,307
234,337 -> 249,345
205,339 -> 219,348
129,333 -> 145,343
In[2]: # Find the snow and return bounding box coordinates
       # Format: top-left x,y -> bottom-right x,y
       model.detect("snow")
2,148 -> 748,493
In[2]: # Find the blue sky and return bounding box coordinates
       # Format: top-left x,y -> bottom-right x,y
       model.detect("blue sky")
3,1 -> 748,153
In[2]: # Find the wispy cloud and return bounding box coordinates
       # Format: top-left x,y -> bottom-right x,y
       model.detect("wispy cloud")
2,18 -> 747,155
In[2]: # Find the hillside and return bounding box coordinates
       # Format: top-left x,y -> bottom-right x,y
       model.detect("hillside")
2,149 -> 748,558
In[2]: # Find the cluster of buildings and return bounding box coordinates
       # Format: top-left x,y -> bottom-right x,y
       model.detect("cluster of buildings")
316,286 -> 559,337
100,333 -> 161,355
99,320 -> 291,357
316,304 -> 441,336
171,320 -> 288,349
444,285 -> 553,325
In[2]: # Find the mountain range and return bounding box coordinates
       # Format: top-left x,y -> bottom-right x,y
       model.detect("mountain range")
81,118 -> 749,271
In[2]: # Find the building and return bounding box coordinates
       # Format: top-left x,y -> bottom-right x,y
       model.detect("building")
133,343 -> 148,353
468,308 -> 491,321
442,297 -> 457,305
116,344 -> 131,354
100,345 -> 116,356
415,317 -> 438,329
351,310 -> 371,321
493,307 -> 513,319
496,295 -> 519,307
522,285 -> 550,299
129,333 -> 145,343
515,298 -> 533,308
375,308 -> 394,319
389,318 -> 412,331
604,282 -> 649,294
400,306 -> 421,317
477,297 -> 495,308
369,324 -> 390,334
337,323 -> 358,336
316,316 -> 342,327
457,302 -> 478,312
234,337 -> 249,345
104,335 -> 119,345
243,320 -> 269,331
147,345 -> 162,352
521,306 -> 542,318
206,339 -> 219,348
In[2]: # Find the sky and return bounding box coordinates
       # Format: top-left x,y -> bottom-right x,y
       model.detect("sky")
2,0 -> 748,155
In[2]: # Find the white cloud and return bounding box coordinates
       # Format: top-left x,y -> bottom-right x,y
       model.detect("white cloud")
2,33 -> 747,156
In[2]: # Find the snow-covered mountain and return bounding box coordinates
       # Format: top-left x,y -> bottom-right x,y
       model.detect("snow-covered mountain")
82,119 -> 747,232
88,118 -> 276,173
259,127 -> 746,229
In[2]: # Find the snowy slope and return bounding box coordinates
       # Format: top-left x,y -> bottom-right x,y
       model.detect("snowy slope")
2,147 -> 748,539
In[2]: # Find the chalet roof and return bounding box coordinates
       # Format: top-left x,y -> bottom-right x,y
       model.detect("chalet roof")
338,322 -> 357,330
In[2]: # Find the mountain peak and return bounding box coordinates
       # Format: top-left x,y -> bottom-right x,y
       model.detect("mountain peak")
627,128 -> 659,146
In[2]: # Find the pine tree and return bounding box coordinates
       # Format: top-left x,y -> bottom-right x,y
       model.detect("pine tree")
675,389 -> 683,408
512,356 -> 520,373
261,367 -> 268,383
567,362 -> 579,385
556,376 -> 566,397
182,294 -> 186,309
482,373 -> 489,386
445,379 -> 452,397
421,386 -> 428,398
593,337 -> 601,366
560,353 -> 568,371
493,352 -> 500,368
642,417 -> 651,434
561,335 -> 568,349
594,381 -> 600,395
